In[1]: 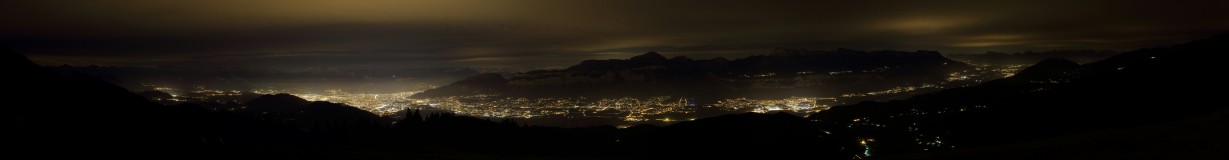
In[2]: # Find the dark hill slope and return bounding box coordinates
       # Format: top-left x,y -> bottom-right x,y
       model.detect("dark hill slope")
808,34 -> 1229,156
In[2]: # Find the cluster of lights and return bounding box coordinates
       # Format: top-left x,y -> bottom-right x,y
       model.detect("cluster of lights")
413,96 -> 693,121
143,63 -> 1033,123
714,97 -> 836,113
841,84 -> 942,98
291,91 -> 421,116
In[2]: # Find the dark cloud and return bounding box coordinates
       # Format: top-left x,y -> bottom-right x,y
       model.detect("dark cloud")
2,0 -> 1227,69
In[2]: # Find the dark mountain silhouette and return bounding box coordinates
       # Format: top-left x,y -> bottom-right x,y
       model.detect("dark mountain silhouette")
297,101 -> 384,131
7,46 -> 373,157
996,58 -> 1084,83
241,94 -> 385,133
414,49 -> 971,101
246,93 -> 311,113
43,64 -> 482,94
807,34 -> 1229,157
627,51 -> 669,64
137,90 -> 174,100
136,90 -> 179,105
946,50 -> 1119,65
409,73 -> 508,98
7,45 -> 175,146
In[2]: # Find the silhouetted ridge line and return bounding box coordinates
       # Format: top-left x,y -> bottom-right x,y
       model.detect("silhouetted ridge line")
998,58 -> 1083,83
808,33 -> 1229,157
246,93 -> 311,113
414,49 -> 971,99
946,50 -> 1119,65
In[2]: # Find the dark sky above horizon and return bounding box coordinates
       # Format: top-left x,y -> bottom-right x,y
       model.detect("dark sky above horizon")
2,0 -> 1227,70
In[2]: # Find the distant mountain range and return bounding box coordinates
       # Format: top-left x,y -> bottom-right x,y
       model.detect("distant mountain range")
945,50 -> 1119,65
413,49 -> 972,100
44,64 -> 480,94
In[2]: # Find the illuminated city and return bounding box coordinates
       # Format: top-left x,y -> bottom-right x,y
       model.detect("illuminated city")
133,63 -> 1019,126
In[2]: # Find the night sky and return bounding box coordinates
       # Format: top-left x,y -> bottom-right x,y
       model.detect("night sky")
3,0 -> 1227,70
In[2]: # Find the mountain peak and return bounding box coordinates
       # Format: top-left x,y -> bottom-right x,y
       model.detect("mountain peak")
246,94 -> 311,112
630,51 -> 668,64
3,46 -> 52,82
3,46 -> 41,70
409,73 -> 508,98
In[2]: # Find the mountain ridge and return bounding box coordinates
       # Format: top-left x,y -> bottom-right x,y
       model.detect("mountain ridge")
413,49 -> 972,100
807,33 -> 1229,156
